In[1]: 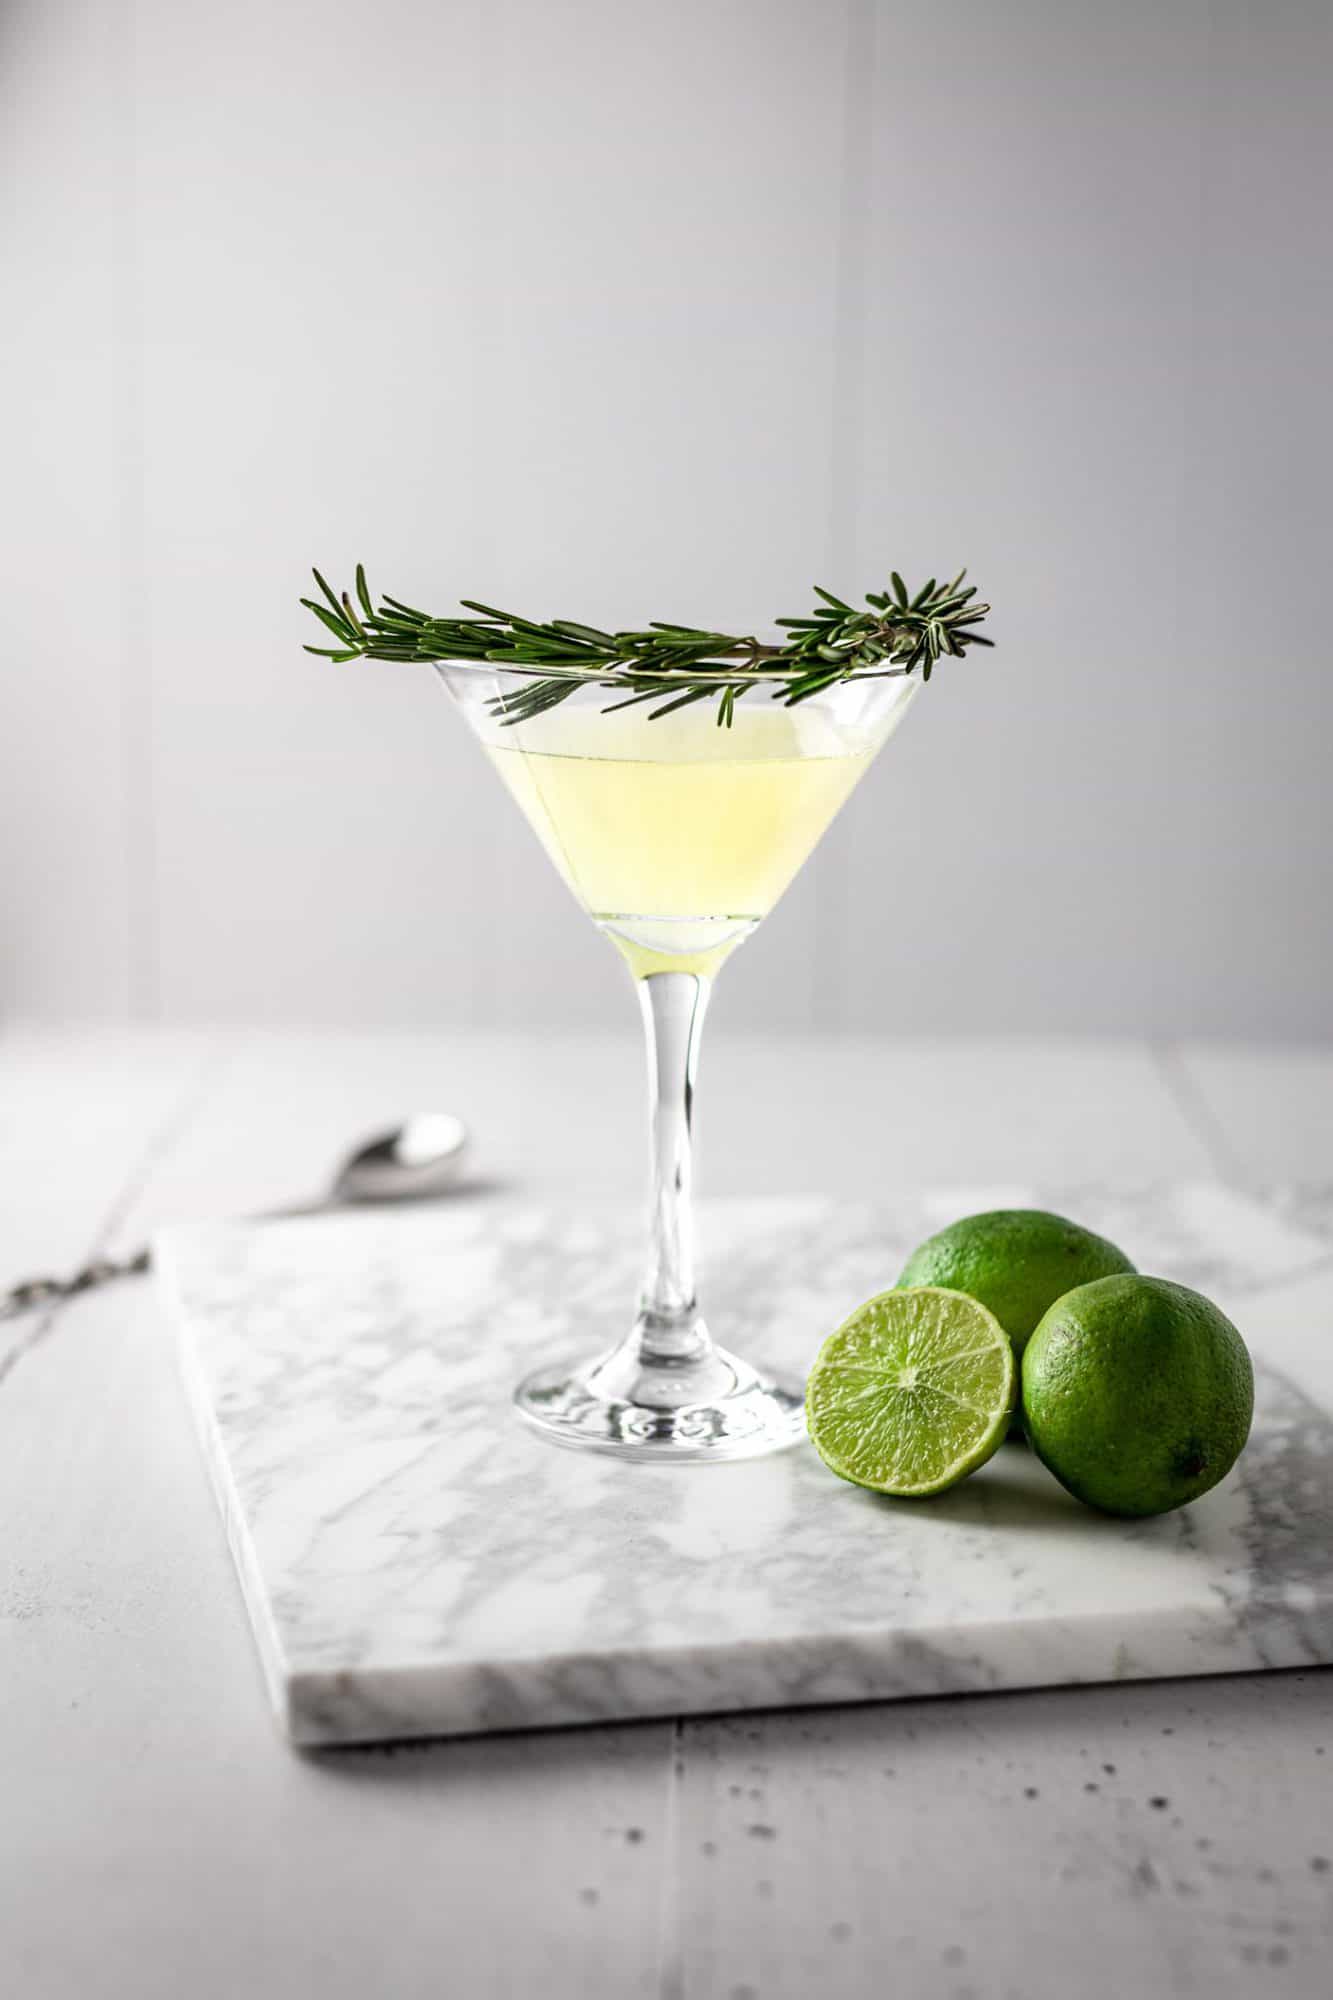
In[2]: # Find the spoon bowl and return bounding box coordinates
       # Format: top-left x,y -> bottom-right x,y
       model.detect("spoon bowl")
332,1113 -> 470,1204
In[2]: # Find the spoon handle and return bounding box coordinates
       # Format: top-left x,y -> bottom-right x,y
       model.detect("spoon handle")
0,1198 -> 343,1322
0,1247 -> 152,1322
1,1170 -> 465,1322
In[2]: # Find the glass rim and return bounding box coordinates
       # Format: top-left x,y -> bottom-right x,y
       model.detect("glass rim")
431,658 -> 919,691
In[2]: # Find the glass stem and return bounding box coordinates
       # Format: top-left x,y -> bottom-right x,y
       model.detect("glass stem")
635,970 -> 712,1362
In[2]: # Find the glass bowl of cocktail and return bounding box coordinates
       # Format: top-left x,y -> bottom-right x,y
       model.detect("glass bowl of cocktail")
302,570 -> 992,1459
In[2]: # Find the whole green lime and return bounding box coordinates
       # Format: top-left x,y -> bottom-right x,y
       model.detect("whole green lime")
1022,1275 -> 1254,1517
896,1210 -> 1136,1433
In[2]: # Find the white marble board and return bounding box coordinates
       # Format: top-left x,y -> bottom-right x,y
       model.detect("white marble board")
156,1186 -> 1333,1748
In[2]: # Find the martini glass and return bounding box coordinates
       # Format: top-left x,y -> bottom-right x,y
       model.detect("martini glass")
439,660 -> 919,1460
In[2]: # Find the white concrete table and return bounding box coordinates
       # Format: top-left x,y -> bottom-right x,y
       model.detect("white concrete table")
2,1028 -> 1330,1999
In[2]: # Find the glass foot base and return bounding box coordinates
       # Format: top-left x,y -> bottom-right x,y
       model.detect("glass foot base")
514,1344 -> 806,1462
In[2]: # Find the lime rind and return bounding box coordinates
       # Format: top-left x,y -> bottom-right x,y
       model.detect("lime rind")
1020,1274 -> 1254,1517
805,1286 -> 1016,1497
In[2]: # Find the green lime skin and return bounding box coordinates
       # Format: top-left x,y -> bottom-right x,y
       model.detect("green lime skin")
896,1209 -> 1136,1435
1022,1275 -> 1254,1518
897,1210 -> 1136,1362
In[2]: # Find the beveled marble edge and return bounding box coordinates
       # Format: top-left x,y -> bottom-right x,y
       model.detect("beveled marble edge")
157,1232 -> 299,1742
280,1598 -> 1321,1748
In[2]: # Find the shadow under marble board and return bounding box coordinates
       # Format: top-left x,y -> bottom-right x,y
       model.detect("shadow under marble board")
155,1185 -> 1333,1749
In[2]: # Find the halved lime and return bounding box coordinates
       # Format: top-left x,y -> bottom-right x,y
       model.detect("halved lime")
806,1286 -> 1016,1496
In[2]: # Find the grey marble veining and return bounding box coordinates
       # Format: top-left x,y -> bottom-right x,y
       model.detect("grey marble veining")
155,1186 -> 1333,1747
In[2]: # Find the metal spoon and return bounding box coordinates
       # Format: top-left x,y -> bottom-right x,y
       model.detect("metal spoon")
0,1113 -> 470,1322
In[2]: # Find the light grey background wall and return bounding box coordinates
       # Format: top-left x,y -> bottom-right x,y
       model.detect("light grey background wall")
3,0 -> 1330,1036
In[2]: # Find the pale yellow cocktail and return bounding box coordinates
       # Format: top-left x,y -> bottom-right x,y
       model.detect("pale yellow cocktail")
485,705 -> 890,976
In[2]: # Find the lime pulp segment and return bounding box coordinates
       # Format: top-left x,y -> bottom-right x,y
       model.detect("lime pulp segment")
805,1286 -> 1016,1496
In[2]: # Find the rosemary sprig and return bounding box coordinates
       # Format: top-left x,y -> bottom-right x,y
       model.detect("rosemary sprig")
302,564 -> 992,726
